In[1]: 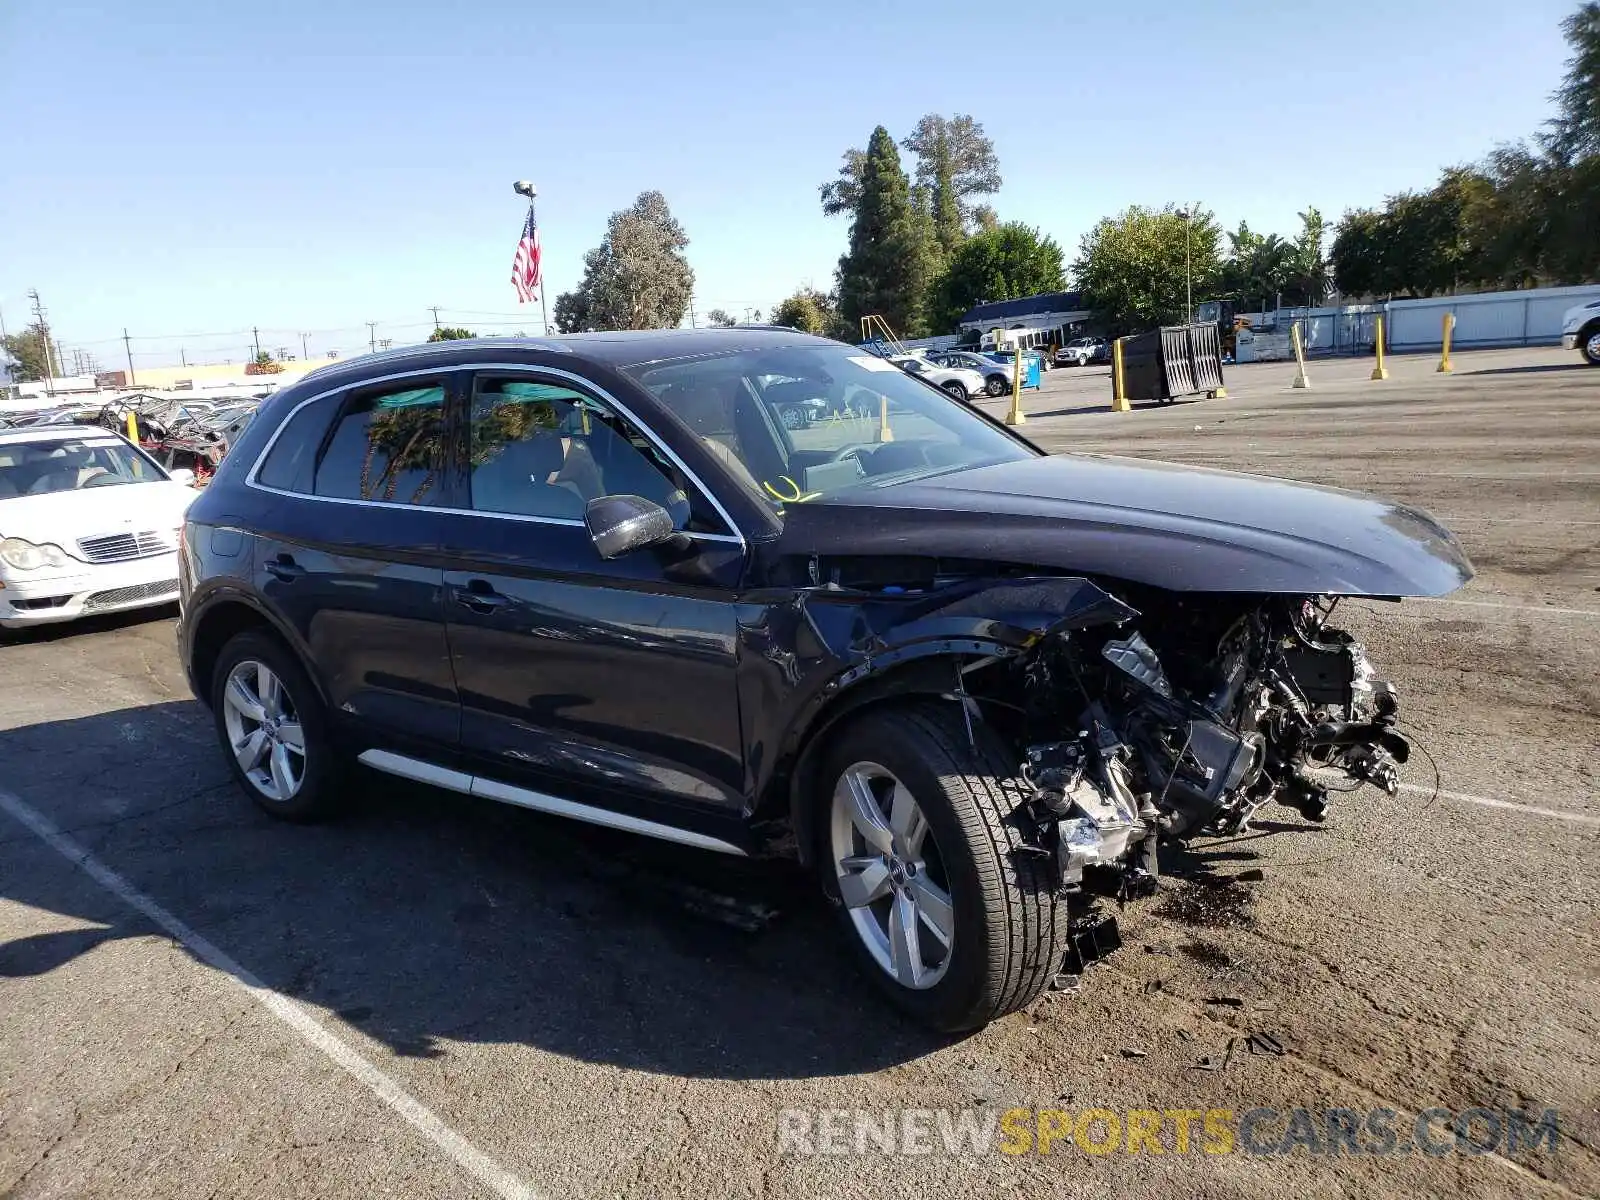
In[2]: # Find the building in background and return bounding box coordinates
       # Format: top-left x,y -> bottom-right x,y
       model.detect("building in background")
957,291 -> 1092,348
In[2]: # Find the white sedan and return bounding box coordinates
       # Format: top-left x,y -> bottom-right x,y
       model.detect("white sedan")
886,355 -> 987,403
0,425 -> 197,630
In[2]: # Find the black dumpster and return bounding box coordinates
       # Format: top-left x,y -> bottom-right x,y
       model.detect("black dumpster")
1115,323 -> 1226,405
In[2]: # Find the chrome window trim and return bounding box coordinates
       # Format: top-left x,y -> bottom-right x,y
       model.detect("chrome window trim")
243,362 -> 746,547
357,749 -> 748,856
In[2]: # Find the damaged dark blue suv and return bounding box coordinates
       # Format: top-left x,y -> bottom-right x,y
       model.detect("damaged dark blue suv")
177,329 -> 1471,1030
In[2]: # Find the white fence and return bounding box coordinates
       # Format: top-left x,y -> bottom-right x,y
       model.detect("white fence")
1250,284 -> 1600,355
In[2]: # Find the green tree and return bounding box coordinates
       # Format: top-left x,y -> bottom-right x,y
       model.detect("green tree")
553,190 -> 695,332
901,113 -> 1002,255
1287,207 -> 1330,304
1330,208 -> 1387,298
1547,2 -> 1600,161
705,308 -> 737,327
835,126 -> 939,337
771,287 -> 840,336
426,326 -> 476,342
1073,204 -> 1221,334
932,222 -> 1065,330
1,324 -> 51,382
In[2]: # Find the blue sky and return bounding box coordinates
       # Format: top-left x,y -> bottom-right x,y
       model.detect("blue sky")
0,0 -> 1579,369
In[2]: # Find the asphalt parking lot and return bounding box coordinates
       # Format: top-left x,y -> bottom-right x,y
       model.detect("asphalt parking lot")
2,345 -> 1597,1199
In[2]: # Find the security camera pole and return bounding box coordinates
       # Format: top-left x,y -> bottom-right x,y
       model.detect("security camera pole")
512,180 -> 548,334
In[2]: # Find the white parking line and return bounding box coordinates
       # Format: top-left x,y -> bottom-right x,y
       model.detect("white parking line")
1406,596 -> 1600,618
0,787 -> 540,1200
1398,782 -> 1600,827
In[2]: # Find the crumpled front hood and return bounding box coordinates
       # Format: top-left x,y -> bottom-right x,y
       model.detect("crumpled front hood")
777,453 -> 1474,596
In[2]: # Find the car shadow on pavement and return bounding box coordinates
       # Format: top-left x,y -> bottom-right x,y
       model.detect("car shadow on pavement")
1463,362 -> 1591,376
0,701 -> 952,1080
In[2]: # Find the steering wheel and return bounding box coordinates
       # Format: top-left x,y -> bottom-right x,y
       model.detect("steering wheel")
822,442 -> 873,465
80,469 -> 117,487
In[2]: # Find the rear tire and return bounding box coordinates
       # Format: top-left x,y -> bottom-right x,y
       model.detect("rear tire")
815,703 -> 1071,1031
210,630 -> 341,822
942,381 -> 969,403
985,375 -> 1007,397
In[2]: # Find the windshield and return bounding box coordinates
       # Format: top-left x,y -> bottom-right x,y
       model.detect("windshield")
623,344 -> 1036,511
0,435 -> 167,500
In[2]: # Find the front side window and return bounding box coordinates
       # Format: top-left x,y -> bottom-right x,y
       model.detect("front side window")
0,435 -> 165,500
468,376 -> 721,531
624,344 -> 1037,513
314,383 -> 448,506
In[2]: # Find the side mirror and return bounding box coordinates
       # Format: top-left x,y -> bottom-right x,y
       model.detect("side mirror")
585,494 -> 675,559
168,467 -> 197,488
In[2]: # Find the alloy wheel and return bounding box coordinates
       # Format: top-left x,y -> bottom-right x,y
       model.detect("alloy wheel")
829,761 -> 955,989
1586,330 -> 1600,363
222,659 -> 306,802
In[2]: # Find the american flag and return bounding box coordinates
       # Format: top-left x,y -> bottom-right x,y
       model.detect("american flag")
510,205 -> 542,303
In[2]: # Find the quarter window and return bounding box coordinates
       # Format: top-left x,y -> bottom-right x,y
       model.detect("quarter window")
468,377 -> 722,532
314,383 -> 449,506
256,394 -> 338,493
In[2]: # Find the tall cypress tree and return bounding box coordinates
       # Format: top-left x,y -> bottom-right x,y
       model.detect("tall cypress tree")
835,127 -> 932,337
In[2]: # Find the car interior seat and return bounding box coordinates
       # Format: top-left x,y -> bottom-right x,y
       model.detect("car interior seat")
471,430 -> 585,520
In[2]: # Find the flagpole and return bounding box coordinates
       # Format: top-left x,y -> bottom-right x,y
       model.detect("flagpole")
533,196 -> 548,335
513,179 -> 549,335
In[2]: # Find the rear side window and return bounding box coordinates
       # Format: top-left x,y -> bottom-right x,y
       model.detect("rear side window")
314,383 -> 449,506
255,394 -> 339,493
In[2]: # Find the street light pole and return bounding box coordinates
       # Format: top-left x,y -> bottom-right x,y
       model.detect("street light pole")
1176,207 -> 1194,325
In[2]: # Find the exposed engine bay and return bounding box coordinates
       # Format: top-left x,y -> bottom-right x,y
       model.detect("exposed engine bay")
967,584 -> 1409,898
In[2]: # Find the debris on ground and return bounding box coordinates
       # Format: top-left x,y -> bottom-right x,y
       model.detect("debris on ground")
1248,1032 -> 1286,1056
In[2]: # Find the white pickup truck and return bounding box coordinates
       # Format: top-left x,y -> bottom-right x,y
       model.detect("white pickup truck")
1561,298 -> 1600,365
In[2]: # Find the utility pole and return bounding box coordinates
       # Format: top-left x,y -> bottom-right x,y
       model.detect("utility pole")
301,332 -> 309,360
121,327 -> 137,386
429,306 -> 442,332
251,326 -> 262,360
366,322 -> 377,354
28,290 -> 55,395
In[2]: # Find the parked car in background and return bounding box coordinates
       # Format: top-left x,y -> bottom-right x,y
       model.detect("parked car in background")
1561,298 -> 1600,365
0,425 -> 196,630
887,354 -> 986,403
177,329 -> 1471,1031
930,351 -> 1013,397
1056,337 -> 1110,367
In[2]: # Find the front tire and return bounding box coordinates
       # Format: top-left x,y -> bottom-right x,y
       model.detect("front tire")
1582,325 -> 1600,366
942,381 -> 969,403
210,630 -> 340,822
816,704 -> 1071,1031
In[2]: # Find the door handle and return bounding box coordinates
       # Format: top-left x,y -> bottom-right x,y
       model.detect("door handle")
264,555 -> 306,582
453,581 -> 510,614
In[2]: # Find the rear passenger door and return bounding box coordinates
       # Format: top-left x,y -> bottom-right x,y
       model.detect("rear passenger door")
247,373 -> 462,759
436,369 -> 749,823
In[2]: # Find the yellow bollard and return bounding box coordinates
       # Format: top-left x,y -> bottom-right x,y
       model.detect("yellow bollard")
126,409 -> 139,442
1371,316 -> 1389,380
1005,346 -> 1026,425
1111,339 -> 1131,412
1437,311 -> 1454,373
1290,322 -> 1312,389
877,394 -> 894,442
